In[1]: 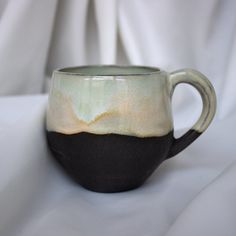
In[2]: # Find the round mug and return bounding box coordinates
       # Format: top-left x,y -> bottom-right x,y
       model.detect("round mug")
46,65 -> 216,193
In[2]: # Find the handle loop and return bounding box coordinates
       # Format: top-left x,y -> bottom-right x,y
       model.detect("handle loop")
168,69 -> 217,158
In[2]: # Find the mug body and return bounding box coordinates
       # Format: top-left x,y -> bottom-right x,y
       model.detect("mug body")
46,65 -> 174,192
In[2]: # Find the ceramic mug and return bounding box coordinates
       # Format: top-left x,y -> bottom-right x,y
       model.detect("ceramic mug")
46,65 -> 216,193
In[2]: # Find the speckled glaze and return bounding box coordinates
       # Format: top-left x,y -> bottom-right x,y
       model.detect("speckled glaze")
46,65 -> 216,192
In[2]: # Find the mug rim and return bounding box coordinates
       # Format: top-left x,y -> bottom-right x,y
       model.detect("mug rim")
54,65 -> 163,77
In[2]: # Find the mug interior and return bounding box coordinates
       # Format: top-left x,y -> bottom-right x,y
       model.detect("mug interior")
57,65 -> 161,76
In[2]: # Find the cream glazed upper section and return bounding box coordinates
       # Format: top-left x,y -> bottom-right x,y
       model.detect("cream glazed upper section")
46,70 -> 173,137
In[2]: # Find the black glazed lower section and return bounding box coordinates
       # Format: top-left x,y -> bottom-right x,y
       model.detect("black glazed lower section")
46,131 -> 174,193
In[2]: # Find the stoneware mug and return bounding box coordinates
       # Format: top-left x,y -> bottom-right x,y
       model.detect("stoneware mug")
46,65 -> 216,193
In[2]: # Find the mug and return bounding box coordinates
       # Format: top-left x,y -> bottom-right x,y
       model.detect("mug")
46,65 -> 216,193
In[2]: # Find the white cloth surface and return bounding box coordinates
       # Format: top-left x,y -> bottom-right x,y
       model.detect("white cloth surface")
0,0 -> 236,235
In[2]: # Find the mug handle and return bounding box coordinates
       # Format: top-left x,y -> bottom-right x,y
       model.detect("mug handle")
167,69 -> 217,158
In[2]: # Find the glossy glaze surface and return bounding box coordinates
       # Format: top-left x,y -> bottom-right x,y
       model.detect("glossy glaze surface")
47,68 -> 172,137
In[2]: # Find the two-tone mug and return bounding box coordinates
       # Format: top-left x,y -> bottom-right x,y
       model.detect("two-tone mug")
46,65 -> 216,193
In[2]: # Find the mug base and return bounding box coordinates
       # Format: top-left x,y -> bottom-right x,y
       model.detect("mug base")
49,146 -> 147,193
46,131 -> 173,193
74,177 -> 146,193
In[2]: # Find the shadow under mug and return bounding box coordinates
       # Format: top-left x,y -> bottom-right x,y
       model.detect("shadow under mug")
46,65 -> 216,193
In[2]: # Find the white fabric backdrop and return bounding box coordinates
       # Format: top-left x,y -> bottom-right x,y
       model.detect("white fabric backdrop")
0,0 -> 236,235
